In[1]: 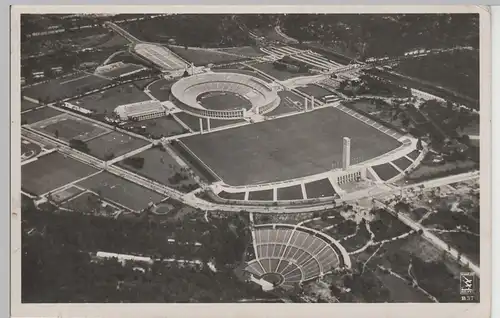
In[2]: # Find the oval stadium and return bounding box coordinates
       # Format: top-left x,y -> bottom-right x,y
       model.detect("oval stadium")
244,224 -> 351,291
170,72 -> 281,119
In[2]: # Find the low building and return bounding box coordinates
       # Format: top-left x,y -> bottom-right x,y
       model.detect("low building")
114,100 -> 167,121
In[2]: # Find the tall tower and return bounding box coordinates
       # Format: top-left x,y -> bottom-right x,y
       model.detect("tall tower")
342,137 -> 351,170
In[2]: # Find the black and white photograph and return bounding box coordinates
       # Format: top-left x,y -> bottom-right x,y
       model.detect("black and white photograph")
11,5 -> 491,318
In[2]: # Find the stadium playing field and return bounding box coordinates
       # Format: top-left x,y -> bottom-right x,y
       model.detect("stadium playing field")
181,107 -> 401,186
197,91 -> 253,110
22,152 -> 98,195
30,113 -> 111,142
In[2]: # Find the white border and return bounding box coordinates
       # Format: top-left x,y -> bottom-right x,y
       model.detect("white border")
10,6 -> 492,318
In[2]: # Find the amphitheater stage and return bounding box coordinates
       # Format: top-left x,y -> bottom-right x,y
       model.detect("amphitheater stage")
180,106 -> 401,186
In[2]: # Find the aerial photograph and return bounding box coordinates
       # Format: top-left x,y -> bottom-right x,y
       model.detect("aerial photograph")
19,13 -> 480,303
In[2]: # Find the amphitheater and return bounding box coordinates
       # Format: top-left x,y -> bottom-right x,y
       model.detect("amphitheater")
244,224 -> 351,290
170,72 -> 281,119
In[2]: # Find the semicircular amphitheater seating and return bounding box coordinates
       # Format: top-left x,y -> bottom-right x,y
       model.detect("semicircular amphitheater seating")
244,225 -> 343,290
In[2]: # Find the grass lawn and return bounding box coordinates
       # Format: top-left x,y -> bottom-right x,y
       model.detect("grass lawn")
277,184 -> 303,200
21,99 -> 39,112
123,115 -> 188,138
250,62 -> 309,81
21,138 -> 42,160
73,83 -> 151,115
266,91 -> 304,117
181,107 -> 400,186
86,131 -> 150,160
22,152 -> 98,195
115,147 -> 198,192
304,179 -> 336,198
406,149 -> 421,160
22,72 -> 112,102
248,189 -> 274,201
218,191 -> 245,200
98,63 -> 146,78
218,46 -> 265,57
30,114 -> 110,142
77,171 -> 165,211
296,84 -> 334,98
21,107 -> 62,125
392,156 -> 413,171
148,78 -> 175,101
372,163 -> 400,181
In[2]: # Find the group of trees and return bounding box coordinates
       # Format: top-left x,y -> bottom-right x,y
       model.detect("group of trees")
273,56 -> 311,73
69,138 -> 90,153
340,74 -> 412,98
123,156 -> 145,169
396,50 -> 479,101
281,14 -> 478,59
123,15 -> 252,48
22,199 -> 257,302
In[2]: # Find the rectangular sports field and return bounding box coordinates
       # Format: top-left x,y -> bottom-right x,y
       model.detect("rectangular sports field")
77,171 -> 165,211
181,107 -> 401,186
22,152 -> 98,195
73,83 -> 151,115
86,131 -> 150,160
30,113 -> 111,142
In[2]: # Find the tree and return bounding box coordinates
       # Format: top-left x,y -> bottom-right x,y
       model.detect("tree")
69,139 -> 90,153
416,138 -> 423,151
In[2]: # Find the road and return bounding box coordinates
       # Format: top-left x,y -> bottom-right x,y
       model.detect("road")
104,21 -> 141,43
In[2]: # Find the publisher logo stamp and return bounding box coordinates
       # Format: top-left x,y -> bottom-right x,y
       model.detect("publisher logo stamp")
460,272 -> 475,296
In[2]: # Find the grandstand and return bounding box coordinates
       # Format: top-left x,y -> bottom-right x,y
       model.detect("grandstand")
245,224 -> 350,290
114,100 -> 167,121
171,72 -> 280,119
133,43 -> 188,71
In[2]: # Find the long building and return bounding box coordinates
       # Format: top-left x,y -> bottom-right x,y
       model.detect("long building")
114,100 -> 167,121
